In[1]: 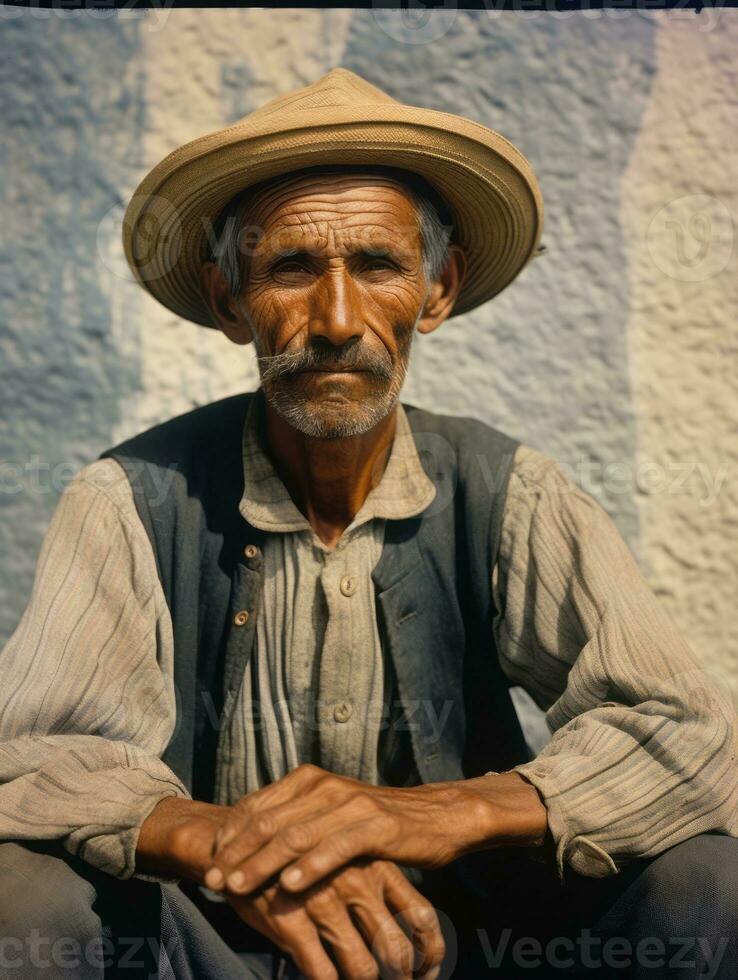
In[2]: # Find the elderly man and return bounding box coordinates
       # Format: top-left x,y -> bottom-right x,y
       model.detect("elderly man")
0,68 -> 736,980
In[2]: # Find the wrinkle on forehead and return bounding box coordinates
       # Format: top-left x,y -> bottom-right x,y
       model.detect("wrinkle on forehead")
242,172 -> 419,229
242,176 -> 423,265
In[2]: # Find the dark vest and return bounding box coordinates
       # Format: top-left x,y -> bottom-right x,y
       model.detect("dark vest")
100,388 -> 530,806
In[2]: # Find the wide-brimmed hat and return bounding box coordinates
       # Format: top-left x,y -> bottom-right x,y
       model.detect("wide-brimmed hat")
123,67 -> 544,328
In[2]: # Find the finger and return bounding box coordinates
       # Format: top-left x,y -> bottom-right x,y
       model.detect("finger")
306,886 -> 381,980
205,804 -> 336,895
339,885 -> 417,980
214,763 -> 325,852
280,916 -> 340,980
287,934 -> 340,980
233,891 -> 339,980
382,866 -> 445,978
279,817 -> 384,893
211,795 -> 335,878
223,804 -> 381,896
214,766 -> 368,858
205,775 -> 335,891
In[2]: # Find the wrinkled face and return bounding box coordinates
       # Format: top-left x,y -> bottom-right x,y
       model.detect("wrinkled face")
233,171 -> 431,439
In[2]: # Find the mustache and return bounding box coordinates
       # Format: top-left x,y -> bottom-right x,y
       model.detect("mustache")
257,343 -> 394,383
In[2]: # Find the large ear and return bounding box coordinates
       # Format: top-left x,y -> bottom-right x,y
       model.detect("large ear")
199,261 -> 253,345
415,244 -> 467,335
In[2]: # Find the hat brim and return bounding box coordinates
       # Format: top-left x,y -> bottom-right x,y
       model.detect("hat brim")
123,103 -> 544,328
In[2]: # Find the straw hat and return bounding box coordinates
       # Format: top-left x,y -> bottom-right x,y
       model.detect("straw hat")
123,67 -> 544,328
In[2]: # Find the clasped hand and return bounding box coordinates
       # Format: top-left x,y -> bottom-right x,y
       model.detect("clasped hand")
199,763 -> 491,978
203,763 -> 494,898
161,764 -> 543,977
227,857 -> 444,980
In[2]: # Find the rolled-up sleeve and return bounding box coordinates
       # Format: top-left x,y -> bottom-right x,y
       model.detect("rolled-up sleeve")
0,458 -> 190,881
493,444 -> 738,878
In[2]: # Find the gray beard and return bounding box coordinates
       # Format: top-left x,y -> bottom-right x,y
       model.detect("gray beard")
261,363 -> 410,439
250,310 -> 420,440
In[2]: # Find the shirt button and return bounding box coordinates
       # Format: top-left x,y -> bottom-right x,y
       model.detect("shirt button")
233,610 -> 250,627
339,575 -> 357,597
244,544 -> 259,559
333,701 -> 353,723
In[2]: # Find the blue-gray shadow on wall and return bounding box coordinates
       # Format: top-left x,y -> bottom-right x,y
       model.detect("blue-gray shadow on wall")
0,14 -> 144,642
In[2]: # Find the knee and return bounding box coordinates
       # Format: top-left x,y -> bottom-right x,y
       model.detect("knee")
0,841 -> 100,946
637,832 -> 738,938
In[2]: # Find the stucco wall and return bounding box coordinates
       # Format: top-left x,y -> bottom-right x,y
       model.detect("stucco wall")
1,8 -> 735,736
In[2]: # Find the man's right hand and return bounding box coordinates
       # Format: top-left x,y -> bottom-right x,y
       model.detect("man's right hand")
227,857 -> 445,980
135,797 -> 445,979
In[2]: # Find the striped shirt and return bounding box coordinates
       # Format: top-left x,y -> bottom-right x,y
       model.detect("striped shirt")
213,391 -> 435,811
0,398 -> 735,884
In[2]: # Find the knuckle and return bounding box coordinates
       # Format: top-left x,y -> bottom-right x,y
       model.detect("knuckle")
332,833 -> 354,859
304,885 -> 338,917
348,791 -> 379,818
335,864 -> 364,890
429,932 -> 447,961
367,858 -> 396,882
429,937 -> 447,964
283,822 -> 314,852
218,844 -> 242,865
296,762 -> 320,778
414,901 -> 440,928
254,813 -> 278,837
315,772 -> 339,795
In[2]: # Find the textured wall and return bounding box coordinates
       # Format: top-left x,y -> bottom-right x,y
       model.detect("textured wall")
1,9 -> 735,733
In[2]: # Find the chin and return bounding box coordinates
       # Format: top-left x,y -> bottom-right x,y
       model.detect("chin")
266,385 -> 399,439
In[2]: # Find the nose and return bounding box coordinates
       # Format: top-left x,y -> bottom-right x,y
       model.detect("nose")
308,266 -> 365,346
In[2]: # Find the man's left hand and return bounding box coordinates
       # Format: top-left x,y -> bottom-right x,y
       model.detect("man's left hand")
203,763 -> 548,896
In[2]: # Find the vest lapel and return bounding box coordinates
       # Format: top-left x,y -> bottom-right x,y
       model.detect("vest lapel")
372,517 -> 467,785
219,524 -> 268,731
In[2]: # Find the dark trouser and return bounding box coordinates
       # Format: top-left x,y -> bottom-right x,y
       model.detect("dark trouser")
0,832 -> 735,979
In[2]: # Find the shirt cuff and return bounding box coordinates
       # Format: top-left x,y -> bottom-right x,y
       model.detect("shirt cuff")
72,784 -> 191,883
511,763 -> 619,880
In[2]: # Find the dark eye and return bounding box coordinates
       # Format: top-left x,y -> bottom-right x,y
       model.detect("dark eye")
365,257 -> 396,271
273,259 -> 309,274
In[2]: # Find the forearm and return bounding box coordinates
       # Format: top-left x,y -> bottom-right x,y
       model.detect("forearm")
443,770 -> 550,857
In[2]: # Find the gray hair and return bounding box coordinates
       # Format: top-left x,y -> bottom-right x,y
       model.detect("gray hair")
207,164 -> 454,299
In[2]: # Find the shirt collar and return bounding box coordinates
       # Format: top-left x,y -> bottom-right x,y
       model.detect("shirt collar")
239,386 -> 437,534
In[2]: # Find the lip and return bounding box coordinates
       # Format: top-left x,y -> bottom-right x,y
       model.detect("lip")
298,368 -> 367,374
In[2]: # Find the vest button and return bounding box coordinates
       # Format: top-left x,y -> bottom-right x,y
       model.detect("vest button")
233,610 -> 250,627
339,575 -> 357,597
244,544 -> 259,560
333,701 -> 353,723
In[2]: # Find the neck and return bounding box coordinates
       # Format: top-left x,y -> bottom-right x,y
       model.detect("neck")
261,394 -> 398,548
